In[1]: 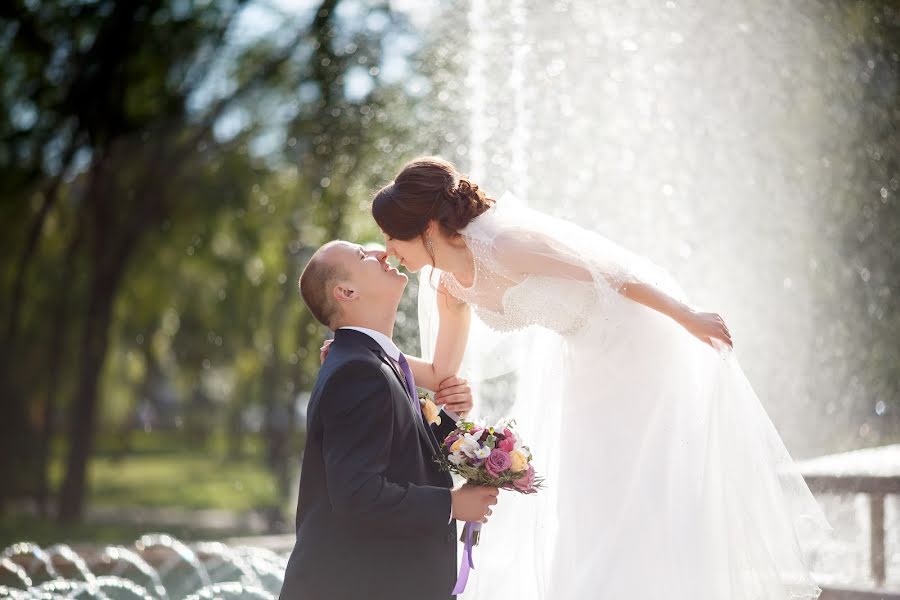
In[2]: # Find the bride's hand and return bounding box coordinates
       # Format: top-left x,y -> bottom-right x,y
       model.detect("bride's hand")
320,338 -> 333,364
683,310 -> 733,350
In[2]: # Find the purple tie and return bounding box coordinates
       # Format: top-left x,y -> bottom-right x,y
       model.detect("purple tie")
396,353 -> 420,413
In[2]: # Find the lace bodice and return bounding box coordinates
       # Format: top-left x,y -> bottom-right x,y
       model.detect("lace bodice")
440,234 -> 598,337
418,194 -> 688,383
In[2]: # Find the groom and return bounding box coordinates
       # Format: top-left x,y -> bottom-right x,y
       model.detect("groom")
279,240 -> 498,600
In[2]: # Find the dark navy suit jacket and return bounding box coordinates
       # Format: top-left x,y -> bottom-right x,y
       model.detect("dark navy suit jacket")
279,328 -> 459,600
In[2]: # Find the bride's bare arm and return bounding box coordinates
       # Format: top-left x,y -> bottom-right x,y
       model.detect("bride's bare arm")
406,281 -> 471,391
495,230 -> 733,349
618,281 -> 733,349
318,286 -> 471,401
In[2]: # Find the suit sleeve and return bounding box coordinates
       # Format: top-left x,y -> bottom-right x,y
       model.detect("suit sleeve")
432,410 -> 459,444
319,360 -> 451,535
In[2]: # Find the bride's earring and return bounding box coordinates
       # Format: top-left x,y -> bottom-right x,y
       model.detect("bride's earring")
426,237 -> 436,260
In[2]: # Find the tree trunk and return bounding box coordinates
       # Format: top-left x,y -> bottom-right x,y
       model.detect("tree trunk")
0,377 -> 29,513
5,152 -> 75,344
55,157 -> 136,522
35,221 -> 85,516
57,248 -> 128,522
260,275 -> 294,510
0,176 -> 72,514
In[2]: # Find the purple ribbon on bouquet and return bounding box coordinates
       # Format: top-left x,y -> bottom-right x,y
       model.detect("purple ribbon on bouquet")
452,521 -> 481,594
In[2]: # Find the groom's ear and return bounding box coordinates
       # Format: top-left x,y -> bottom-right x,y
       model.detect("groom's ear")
333,284 -> 358,303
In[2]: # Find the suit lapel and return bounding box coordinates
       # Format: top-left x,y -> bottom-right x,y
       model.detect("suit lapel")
332,329 -> 439,455
375,353 -> 438,454
378,353 -> 408,396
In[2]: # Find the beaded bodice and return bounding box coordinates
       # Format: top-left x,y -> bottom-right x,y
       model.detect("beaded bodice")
440,232 -> 597,337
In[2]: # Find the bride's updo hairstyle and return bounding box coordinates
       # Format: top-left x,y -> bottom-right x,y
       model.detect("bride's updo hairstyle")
372,156 -> 495,241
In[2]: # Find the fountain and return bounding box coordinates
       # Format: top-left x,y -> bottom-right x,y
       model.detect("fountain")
455,0 -> 895,456
0,535 -> 287,599
5,0 -> 896,596
446,0 -> 900,594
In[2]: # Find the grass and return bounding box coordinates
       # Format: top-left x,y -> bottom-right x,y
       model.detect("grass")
47,431 -> 286,511
4,431 -> 298,547
80,453 -> 280,511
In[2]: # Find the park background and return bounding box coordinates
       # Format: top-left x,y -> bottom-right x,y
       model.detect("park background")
1,0 -> 898,596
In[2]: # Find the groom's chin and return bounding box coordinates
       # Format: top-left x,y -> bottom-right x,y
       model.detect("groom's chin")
390,271 -> 409,292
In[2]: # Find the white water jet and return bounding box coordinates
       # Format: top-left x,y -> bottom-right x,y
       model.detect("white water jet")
0,537 -> 288,600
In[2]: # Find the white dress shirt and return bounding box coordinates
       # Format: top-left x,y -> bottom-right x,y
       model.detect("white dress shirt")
340,326 -> 401,361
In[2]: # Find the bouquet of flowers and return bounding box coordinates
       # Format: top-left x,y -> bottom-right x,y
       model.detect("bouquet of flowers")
439,419 -> 542,494
437,419 -> 543,593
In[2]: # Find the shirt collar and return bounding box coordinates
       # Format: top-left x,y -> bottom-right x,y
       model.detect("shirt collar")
339,326 -> 401,361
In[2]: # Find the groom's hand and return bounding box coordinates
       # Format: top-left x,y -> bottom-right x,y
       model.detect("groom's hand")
450,484 -> 499,524
434,376 -> 473,418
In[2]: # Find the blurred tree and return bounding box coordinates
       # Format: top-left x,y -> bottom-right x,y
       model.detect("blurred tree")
0,0 -> 434,525
0,0 -> 307,520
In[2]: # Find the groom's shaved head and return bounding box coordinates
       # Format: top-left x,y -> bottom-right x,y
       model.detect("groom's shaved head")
299,241 -> 348,329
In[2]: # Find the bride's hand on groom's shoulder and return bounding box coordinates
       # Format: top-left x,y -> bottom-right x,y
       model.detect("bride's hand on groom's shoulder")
435,376 -> 473,417
319,339 -> 333,364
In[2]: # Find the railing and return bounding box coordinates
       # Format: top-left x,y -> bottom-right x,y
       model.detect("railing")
803,474 -> 899,588
821,588 -> 900,600
797,444 -> 900,599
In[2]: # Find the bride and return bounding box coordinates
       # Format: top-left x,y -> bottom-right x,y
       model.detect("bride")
369,156 -> 830,599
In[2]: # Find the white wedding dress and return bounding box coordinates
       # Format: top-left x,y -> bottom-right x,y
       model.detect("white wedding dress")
418,195 -> 831,600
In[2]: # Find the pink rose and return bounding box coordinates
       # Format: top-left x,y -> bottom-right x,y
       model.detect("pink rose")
497,437 -> 515,453
513,465 -> 535,492
484,449 -> 512,478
